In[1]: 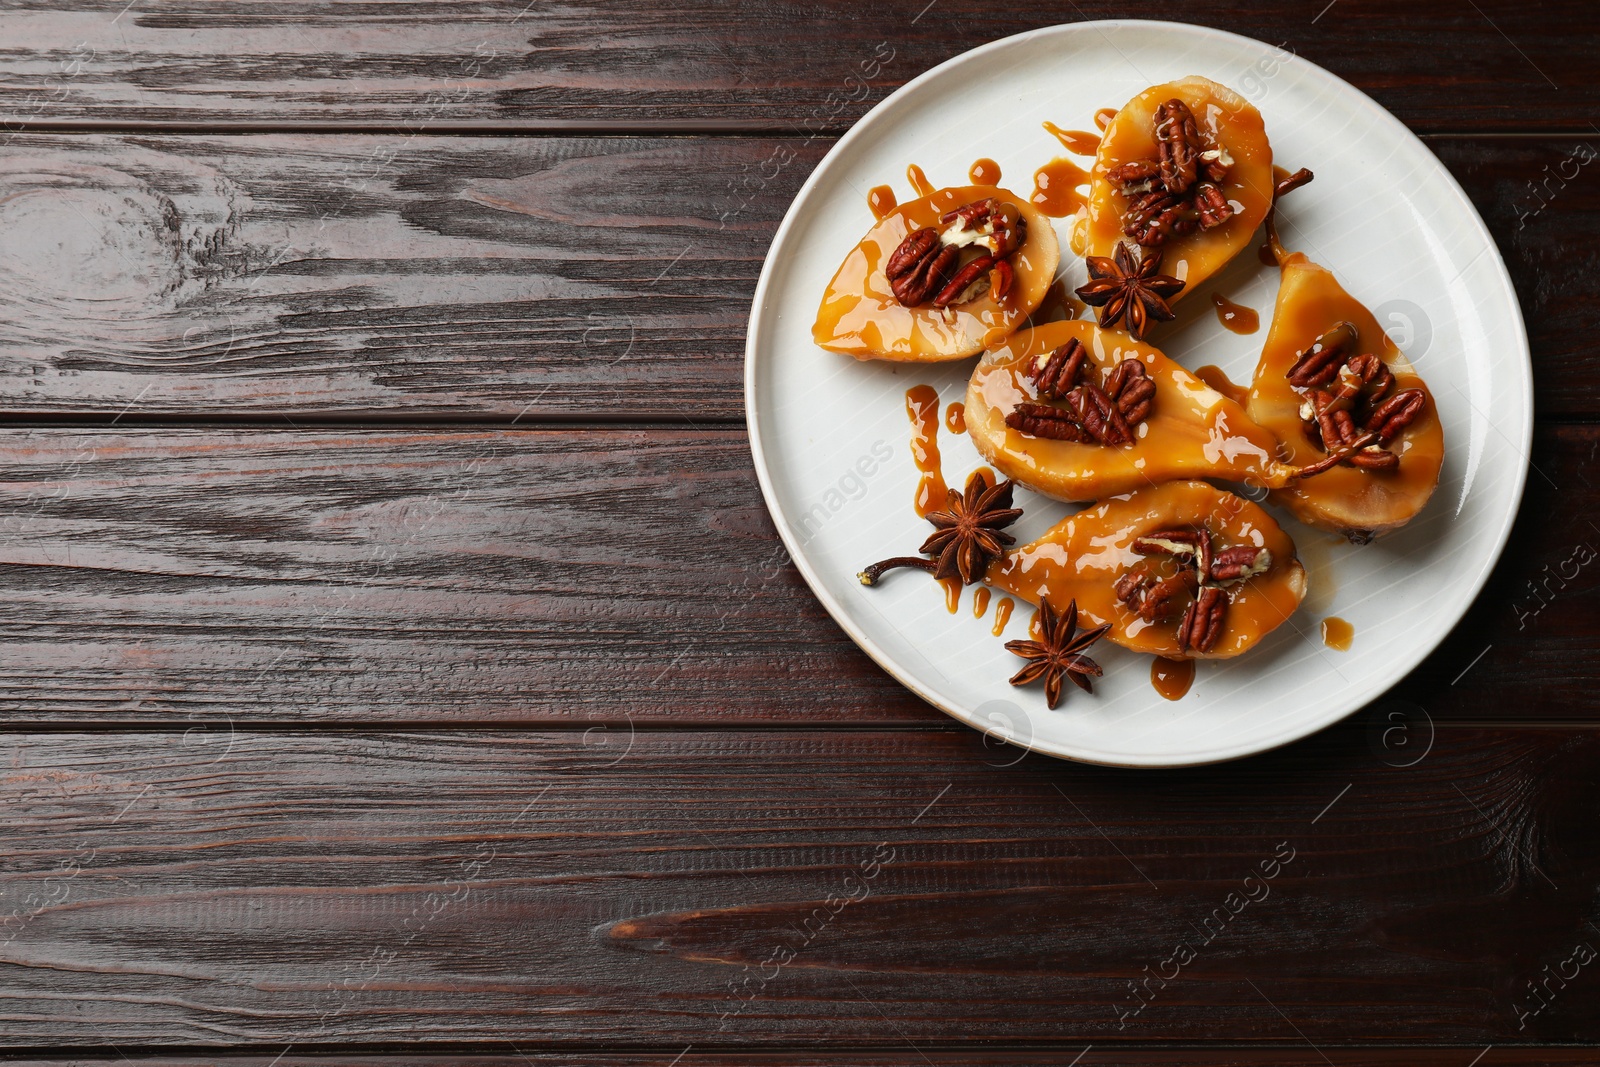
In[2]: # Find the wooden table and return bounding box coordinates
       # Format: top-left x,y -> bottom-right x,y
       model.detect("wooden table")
0,2 -> 1594,1063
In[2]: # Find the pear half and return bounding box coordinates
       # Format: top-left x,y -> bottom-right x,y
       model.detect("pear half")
1247,253 -> 1444,541
965,319 -> 1291,502
1073,76 -> 1273,303
814,185 -> 1059,362
988,480 -> 1307,660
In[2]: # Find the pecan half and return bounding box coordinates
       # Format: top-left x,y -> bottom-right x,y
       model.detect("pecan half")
1104,359 -> 1155,424
932,252 -> 998,307
1114,571 -> 1151,612
1139,571 -> 1197,622
1287,322 -> 1359,388
1124,191 -> 1195,248
1365,387 -> 1427,443
988,259 -> 1014,301
1132,528 -> 1199,558
1209,545 -> 1272,583
1155,99 -> 1201,195
1029,338 -> 1090,400
1004,402 -> 1092,442
1067,383 -> 1134,446
886,228 -> 958,306
1194,182 -> 1233,229
1317,409 -> 1399,472
1107,159 -> 1163,194
1178,586 -> 1228,654
1345,353 -> 1395,404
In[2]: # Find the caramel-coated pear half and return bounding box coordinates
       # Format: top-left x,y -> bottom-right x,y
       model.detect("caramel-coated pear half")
1074,76 -> 1273,301
989,480 -> 1307,660
965,319 -> 1291,503
1247,253 -> 1444,540
814,186 -> 1059,361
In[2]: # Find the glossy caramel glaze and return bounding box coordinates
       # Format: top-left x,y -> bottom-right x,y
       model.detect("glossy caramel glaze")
964,319 -> 1291,502
1151,657 -> 1195,700
988,480 -> 1307,660
1247,253 -> 1444,539
1322,616 -> 1354,650
905,384 -> 947,517
1093,107 -> 1118,131
1042,122 -> 1102,156
867,184 -> 897,220
1072,77 -> 1273,304
969,158 -> 1002,185
1193,364 -> 1250,406
990,596 -> 1014,636
1026,280 -> 1085,327
939,576 -> 961,613
814,185 -> 1061,362
972,585 -> 991,618
945,401 -> 966,434
1030,157 -> 1091,218
1211,292 -> 1260,334
906,164 -> 936,198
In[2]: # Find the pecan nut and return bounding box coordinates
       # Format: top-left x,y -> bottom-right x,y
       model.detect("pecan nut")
1123,191 -> 1195,248
1178,586 -> 1228,654
1067,383 -> 1134,446
1004,402 -> 1093,442
1209,545 -> 1272,583
1029,338 -> 1090,400
1365,387 -> 1427,443
1287,321 -> 1359,388
1155,99 -> 1201,195
1139,571 -> 1197,622
1194,182 -> 1233,229
1104,359 -> 1155,424
932,252 -> 997,307
886,228 -> 958,306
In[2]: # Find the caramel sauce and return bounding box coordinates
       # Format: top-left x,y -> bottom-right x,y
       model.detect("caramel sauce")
964,319 -> 1288,501
867,184 -> 898,220
939,576 -> 962,614
906,163 -> 936,198
1246,253 -> 1445,537
813,185 -> 1060,362
988,480 -> 1307,659
1094,107 -> 1118,131
1030,157 -> 1092,218
945,401 -> 967,434
1083,77 -> 1273,305
1211,292 -> 1260,334
905,384 -> 947,517
1321,616 -> 1354,651
1151,657 -> 1196,700
1042,121 -> 1102,156
1193,364 -> 1250,407
972,585 -> 991,618
1258,166 -> 1296,265
1027,279 -> 1085,327
1028,609 -> 1043,641
969,158 -> 1002,185
990,596 -> 1015,636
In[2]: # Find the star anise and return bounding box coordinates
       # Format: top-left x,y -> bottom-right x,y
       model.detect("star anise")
858,473 -> 1022,587
1005,598 -> 1110,709
1075,242 -> 1183,340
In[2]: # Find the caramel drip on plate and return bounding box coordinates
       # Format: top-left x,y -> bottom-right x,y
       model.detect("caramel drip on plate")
1193,364 -> 1250,407
1321,616 -> 1354,651
972,586 -> 991,619
1030,157 -> 1091,218
1151,658 -> 1196,700
906,164 -> 936,198
1042,121 -> 1103,156
867,184 -> 897,220
1094,107 -> 1118,131
945,401 -> 967,434
905,384 -> 946,517
969,158 -> 1001,185
939,576 -> 962,614
990,596 -> 1015,636
1028,608 -> 1043,641
1211,292 -> 1260,334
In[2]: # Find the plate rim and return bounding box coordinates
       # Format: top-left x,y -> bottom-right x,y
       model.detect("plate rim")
743,18 -> 1533,768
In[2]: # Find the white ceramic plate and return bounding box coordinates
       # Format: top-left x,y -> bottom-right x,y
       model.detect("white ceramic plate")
744,20 -> 1530,768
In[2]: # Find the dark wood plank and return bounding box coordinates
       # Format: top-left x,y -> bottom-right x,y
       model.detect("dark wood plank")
0,424 -> 1588,725
7,1052 -> 1596,1066
0,1 -> 1594,133
0,133 -> 1593,419
1,725 -> 1598,1044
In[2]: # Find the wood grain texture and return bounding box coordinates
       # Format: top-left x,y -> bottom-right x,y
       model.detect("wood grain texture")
0,1 -> 1594,133
0,725 -> 1597,1045
0,133 -> 1594,419
0,424 -> 1586,725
